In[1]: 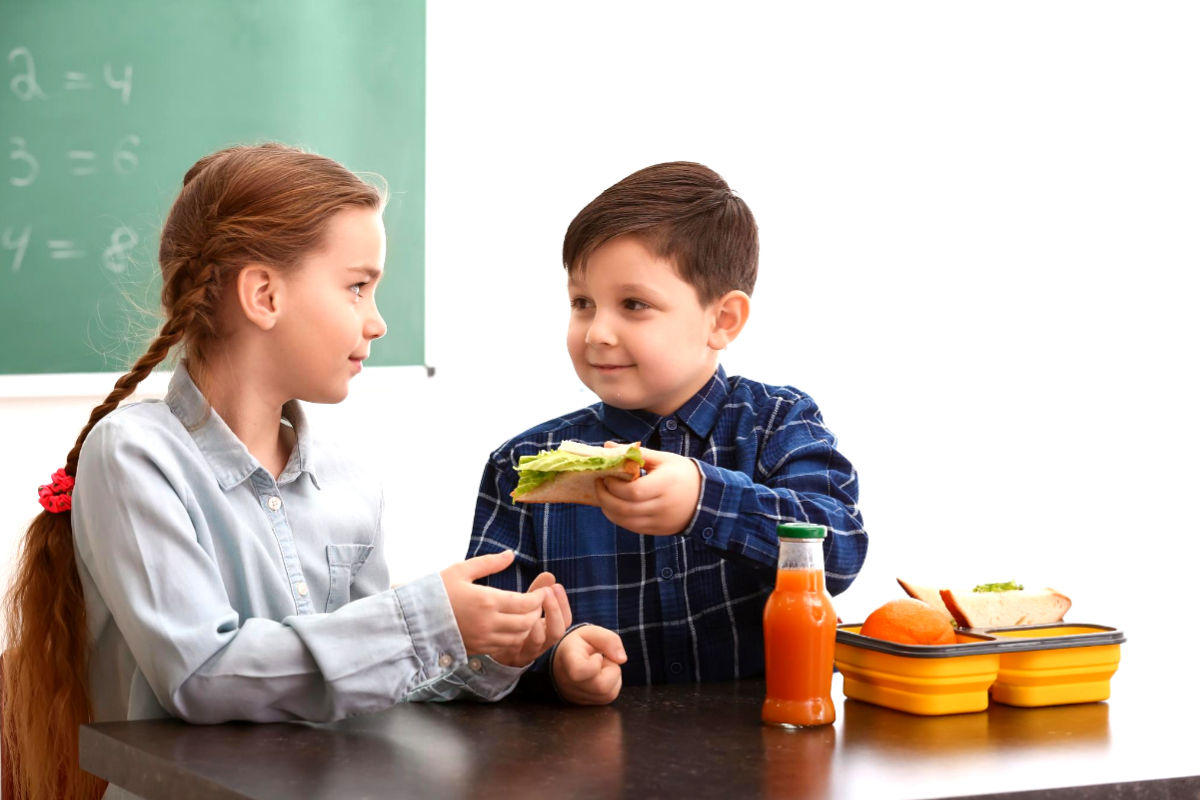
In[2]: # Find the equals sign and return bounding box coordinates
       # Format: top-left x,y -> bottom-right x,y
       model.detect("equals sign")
48,240 -> 86,260
68,150 -> 96,175
64,71 -> 93,90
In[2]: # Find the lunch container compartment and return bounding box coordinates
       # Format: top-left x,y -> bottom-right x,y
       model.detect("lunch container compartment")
834,623 -> 1124,716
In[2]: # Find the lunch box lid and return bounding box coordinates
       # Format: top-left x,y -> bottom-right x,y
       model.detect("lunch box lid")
836,622 -> 1126,658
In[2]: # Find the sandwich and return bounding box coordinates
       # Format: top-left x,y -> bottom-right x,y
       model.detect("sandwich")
895,578 -> 956,622
897,578 -> 1072,628
511,440 -> 644,506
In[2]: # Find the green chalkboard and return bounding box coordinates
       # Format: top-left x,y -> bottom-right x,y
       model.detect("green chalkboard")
1,0 -> 425,375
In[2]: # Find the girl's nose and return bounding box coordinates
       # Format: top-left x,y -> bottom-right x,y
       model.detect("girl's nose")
364,304 -> 387,341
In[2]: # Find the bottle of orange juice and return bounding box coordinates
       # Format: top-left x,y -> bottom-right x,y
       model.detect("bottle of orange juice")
762,522 -> 837,728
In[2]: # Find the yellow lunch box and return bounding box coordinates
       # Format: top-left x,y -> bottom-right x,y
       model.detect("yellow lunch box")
834,623 -> 1125,716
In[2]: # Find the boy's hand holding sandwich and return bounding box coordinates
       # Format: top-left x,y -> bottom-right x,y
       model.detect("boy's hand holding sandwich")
511,440 -> 644,505
594,443 -> 701,536
512,440 -> 701,536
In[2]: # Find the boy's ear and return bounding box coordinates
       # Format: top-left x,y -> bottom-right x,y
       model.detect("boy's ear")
235,264 -> 284,331
707,290 -> 751,350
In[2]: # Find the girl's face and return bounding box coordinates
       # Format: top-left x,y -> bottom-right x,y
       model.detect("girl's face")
271,206 -> 388,403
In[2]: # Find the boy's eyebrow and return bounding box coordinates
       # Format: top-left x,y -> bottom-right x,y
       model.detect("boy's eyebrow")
613,282 -> 663,297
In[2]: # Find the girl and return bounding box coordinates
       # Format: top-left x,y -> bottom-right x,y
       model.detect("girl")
2,144 -> 570,800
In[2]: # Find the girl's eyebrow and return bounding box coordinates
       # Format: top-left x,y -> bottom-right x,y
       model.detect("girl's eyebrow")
348,265 -> 382,280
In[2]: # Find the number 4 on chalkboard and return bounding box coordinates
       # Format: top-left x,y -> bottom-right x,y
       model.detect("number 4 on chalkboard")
3,225 -> 31,273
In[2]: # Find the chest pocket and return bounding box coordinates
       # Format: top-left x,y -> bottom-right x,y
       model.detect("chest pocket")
325,543 -> 375,613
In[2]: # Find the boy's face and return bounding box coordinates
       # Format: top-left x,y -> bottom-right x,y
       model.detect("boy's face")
567,235 -> 722,416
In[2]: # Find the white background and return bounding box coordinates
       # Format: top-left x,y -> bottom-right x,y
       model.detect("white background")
3,2 -> 1198,649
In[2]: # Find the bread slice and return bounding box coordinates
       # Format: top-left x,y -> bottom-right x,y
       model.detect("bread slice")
896,579 -> 956,622
939,588 -> 1071,628
512,441 -> 641,506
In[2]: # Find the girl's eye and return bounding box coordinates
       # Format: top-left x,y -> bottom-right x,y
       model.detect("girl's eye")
624,298 -> 650,311
351,283 -> 366,297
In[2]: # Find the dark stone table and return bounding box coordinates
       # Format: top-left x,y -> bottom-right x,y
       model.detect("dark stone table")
80,641 -> 1199,799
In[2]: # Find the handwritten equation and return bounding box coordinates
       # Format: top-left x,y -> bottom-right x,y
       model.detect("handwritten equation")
4,46 -> 142,274
3,224 -> 138,273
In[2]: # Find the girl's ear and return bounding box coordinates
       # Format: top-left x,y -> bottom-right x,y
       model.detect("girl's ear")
707,290 -> 751,350
236,264 -> 284,331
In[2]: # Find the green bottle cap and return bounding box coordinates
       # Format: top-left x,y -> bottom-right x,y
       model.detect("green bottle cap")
777,522 -> 827,539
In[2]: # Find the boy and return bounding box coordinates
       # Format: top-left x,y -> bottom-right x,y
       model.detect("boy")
468,162 -> 867,704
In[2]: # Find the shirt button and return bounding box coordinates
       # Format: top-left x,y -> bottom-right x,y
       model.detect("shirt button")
660,567 -> 674,580
438,653 -> 454,668
669,662 -> 684,675
295,581 -> 308,597
266,496 -> 282,511
665,419 -> 678,431
702,527 -> 714,540
468,657 -> 483,672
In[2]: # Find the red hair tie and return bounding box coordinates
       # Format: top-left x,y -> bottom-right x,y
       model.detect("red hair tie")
38,468 -> 75,514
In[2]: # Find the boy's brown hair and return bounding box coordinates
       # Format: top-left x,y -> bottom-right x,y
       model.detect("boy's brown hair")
562,161 -> 759,304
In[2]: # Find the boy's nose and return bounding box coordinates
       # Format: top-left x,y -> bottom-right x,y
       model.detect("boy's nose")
585,313 -> 616,346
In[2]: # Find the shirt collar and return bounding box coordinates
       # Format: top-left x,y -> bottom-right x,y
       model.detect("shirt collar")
672,366 -> 729,439
598,366 -> 730,443
165,362 -> 320,491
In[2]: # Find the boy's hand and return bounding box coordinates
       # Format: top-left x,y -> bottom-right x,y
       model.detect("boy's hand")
440,551 -> 549,656
490,571 -> 573,668
594,444 -> 701,536
552,625 -> 626,705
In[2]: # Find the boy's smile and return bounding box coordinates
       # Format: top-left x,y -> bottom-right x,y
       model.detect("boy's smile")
567,235 -> 724,416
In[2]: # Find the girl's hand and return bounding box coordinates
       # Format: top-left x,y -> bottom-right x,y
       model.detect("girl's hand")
439,551 -> 548,655
595,444 -> 701,536
552,625 -> 626,705
491,571 -> 573,667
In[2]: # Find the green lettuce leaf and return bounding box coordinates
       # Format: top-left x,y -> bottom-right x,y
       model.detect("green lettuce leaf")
511,444 -> 644,497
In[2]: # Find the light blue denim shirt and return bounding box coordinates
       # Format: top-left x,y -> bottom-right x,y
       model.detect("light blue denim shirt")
73,363 -> 522,739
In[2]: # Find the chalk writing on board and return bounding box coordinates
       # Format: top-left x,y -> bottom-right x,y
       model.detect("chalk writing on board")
7,137 -> 141,186
4,47 -> 142,277
103,63 -> 133,104
7,48 -> 131,104
3,225 -> 32,272
7,47 -> 45,101
8,137 -> 38,187
2,225 -> 139,273
113,134 -> 140,174
102,227 -> 139,274
64,71 -> 91,91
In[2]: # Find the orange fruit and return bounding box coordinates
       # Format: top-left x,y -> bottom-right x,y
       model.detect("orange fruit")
859,598 -> 956,645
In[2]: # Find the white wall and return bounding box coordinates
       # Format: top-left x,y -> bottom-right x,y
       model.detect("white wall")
4,2 -> 1198,646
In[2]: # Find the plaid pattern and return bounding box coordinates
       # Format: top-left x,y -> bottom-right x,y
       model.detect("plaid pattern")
469,367 -> 867,685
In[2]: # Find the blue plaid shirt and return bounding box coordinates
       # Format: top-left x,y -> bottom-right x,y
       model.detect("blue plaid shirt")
468,367 -> 867,686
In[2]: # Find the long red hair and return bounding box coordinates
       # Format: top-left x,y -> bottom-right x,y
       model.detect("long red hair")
1,143 -> 384,799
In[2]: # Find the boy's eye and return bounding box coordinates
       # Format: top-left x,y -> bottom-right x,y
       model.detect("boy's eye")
624,298 -> 650,311
351,283 -> 367,297
570,296 -> 593,310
